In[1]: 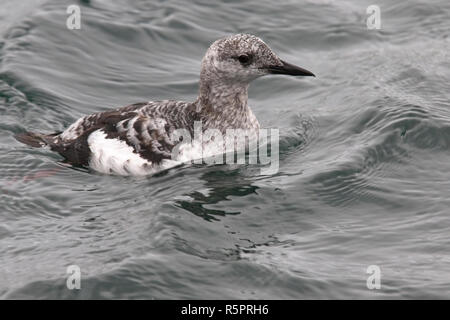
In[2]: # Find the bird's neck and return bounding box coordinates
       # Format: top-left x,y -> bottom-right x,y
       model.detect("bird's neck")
195,80 -> 258,131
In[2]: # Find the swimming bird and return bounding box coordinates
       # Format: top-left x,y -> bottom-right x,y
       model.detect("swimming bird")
15,34 -> 314,175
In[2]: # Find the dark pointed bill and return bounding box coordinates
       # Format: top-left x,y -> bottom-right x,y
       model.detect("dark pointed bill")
267,59 -> 315,77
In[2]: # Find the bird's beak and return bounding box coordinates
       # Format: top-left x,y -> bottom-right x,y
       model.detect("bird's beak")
266,59 -> 315,77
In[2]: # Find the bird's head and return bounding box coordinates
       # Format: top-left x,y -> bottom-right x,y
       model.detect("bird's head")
200,34 -> 315,85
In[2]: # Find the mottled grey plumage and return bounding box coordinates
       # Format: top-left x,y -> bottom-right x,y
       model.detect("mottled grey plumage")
15,34 -> 314,175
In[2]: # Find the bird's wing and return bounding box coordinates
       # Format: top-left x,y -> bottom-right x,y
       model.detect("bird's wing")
111,114 -> 175,163
85,113 -> 177,175
53,107 -> 177,173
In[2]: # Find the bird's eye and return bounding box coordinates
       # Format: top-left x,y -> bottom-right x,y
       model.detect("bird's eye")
237,54 -> 251,65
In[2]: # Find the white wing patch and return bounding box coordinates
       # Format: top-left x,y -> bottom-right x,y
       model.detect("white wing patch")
87,129 -> 179,176
87,130 -> 151,175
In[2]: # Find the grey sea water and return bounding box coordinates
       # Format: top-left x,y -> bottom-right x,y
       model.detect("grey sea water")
1,0 -> 449,299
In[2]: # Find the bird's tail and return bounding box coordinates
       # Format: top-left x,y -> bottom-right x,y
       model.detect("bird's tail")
14,131 -> 60,148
